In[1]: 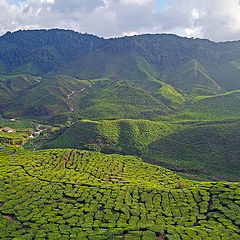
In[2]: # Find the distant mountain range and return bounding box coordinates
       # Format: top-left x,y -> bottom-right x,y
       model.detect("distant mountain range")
0,29 -> 240,118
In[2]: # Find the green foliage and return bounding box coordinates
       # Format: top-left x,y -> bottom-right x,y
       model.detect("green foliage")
0,144 -> 239,239
42,119 -> 179,155
148,119 -> 240,181
76,80 -> 170,120
175,90 -> 240,121
0,118 -> 33,130
2,30 -> 240,121
0,131 -> 28,145
162,60 -> 222,96
3,74 -> 89,117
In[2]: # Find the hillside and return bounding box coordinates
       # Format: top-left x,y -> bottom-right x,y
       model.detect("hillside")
41,119 -> 179,155
38,117 -> 240,182
147,119 -> 240,181
1,74 -> 90,117
0,30 -> 240,239
173,90 -> 240,121
1,30 -> 240,120
0,143 -> 240,239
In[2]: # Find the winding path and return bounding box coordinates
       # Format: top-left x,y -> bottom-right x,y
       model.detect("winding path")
66,81 -> 92,112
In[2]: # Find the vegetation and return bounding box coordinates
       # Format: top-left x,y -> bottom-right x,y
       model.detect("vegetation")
0,131 -> 28,145
0,144 -> 240,239
2,74 -> 90,117
174,90 -> 240,121
41,119 -> 179,155
0,118 -> 33,130
147,119 -> 240,181
1,29 -> 240,120
0,29 -> 240,239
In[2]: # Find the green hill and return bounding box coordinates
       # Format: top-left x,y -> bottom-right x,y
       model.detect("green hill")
0,30 -> 240,235
175,90 -> 240,121
162,60 -> 222,96
0,144 -> 240,239
42,119 -> 179,155
207,60 -> 240,92
1,30 -> 240,120
76,81 -> 171,120
147,119 -> 240,181
0,74 -> 39,109
3,74 -> 90,117
42,117 -> 240,182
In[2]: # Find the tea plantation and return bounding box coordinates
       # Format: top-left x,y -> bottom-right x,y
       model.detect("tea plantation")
0,144 -> 239,239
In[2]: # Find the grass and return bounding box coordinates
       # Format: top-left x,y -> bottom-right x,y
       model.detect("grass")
0,118 -> 33,130
76,80 -> 170,121
161,60 -> 222,96
4,74 -> 89,117
41,115 -> 240,182
0,131 -> 29,145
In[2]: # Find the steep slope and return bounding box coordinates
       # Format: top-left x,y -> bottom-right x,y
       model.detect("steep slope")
147,119 -> 240,181
175,90 -> 240,120
1,30 -> 240,119
207,60 -> 240,91
76,81 -> 171,120
0,74 -> 39,109
42,119 -> 179,155
162,60 -> 222,96
0,144 -> 240,239
3,75 -> 90,117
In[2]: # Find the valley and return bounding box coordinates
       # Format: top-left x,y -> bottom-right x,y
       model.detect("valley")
0,29 -> 240,239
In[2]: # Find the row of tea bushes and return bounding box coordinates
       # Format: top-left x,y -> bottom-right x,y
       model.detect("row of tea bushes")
0,144 -> 239,239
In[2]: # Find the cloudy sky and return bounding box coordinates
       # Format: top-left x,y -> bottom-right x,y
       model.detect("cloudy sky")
1,0 -> 240,42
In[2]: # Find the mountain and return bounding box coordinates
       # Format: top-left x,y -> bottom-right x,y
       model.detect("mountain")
1,29 -> 240,119
0,29 -> 240,180
1,29 -> 240,239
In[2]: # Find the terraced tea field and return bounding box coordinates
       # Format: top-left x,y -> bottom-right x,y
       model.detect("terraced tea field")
0,144 -> 239,239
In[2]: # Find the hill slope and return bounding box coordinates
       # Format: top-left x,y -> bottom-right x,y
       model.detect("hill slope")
1,30 -> 240,119
1,74 -> 90,117
0,144 -> 240,239
42,119 -> 179,155
147,119 -> 240,181
174,90 -> 240,121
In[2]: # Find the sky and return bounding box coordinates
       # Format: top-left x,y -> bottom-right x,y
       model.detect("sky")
1,0 -> 240,42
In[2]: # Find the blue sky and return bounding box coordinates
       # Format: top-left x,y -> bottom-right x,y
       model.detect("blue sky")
7,0 -> 169,11
1,0 -> 240,41
156,0 -> 168,11
6,0 -> 24,5
8,0 -> 168,8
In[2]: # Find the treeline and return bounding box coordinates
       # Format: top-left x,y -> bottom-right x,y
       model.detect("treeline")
1,29 -> 240,74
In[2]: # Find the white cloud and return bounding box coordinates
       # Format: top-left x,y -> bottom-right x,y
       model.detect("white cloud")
121,0 -> 152,6
1,0 -> 240,41
159,0 -> 240,41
